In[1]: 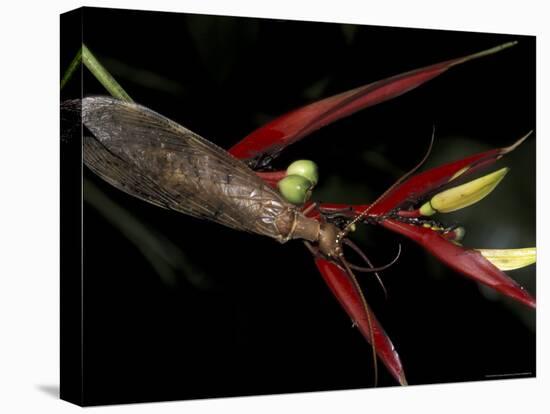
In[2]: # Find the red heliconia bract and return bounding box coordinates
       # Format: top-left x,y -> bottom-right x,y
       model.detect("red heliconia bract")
229,42 -> 517,161
315,258 -> 407,385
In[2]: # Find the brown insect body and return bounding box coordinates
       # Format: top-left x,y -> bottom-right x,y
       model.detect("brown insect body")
80,96 -> 340,255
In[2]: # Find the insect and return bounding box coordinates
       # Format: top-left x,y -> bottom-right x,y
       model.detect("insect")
79,96 -> 396,270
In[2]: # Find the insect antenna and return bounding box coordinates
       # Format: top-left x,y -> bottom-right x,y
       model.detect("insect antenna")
342,240 -> 402,299
343,241 -> 401,273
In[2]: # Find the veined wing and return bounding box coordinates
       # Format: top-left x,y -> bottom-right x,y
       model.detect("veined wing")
81,96 -> 295,242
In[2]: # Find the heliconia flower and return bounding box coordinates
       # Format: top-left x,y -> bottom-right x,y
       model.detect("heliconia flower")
226,42 -> 534,386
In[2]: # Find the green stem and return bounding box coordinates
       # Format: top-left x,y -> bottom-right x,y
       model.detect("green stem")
60,47 -> 82,91
82,44 -> 133,102
61,44 -> 133,102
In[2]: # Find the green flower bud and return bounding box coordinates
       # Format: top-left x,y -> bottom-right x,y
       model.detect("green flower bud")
278,174 -> 314,205
286,160 -> 319,186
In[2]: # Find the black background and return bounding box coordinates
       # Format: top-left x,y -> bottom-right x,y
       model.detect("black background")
61,7 -> 535,406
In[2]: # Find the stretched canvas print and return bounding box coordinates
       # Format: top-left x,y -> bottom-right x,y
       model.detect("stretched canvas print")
60,6 -> 536,406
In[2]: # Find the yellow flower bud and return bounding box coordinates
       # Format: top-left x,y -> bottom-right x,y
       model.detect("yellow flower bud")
476,247 -> 536,271
420,167 -> 509,215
